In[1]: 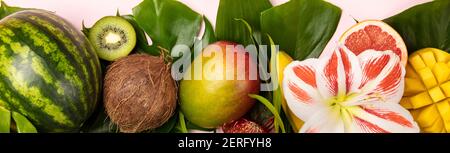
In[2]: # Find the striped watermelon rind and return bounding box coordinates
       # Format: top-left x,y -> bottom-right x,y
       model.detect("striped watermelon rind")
0,10 -> 101,132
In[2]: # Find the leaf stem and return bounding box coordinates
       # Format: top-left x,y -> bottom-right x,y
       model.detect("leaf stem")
249,94 -> 286,133
178,111 -> 188,133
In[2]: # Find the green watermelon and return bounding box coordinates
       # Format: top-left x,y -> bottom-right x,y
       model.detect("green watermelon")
0,10 -> 101,132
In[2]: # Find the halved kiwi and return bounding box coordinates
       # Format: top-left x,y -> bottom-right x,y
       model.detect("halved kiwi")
88,16 -> 136,61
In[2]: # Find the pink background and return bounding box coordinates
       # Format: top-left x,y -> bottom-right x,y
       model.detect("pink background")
3,0 -> 432,55
1,0 -> 432,133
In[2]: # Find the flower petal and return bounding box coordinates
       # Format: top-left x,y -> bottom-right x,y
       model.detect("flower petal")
347,102 -> 419,133
348,50 -> 405,105
316,48 -> 362,99
339,47 -> 362,94
316,51 -> 342,98
300,107 -> 345,133
283,59 -> 323,121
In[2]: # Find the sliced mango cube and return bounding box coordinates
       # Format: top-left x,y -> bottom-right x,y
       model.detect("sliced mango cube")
422,116 -> 444,133
419,50 -> 436,67
400,98 -> 413,109
418,68 -> 438,89
409,92 -> 433,109
440,82 -> 450,97
431,48 -> 450,62
428,87 -> 446,103
404,78 -> 425,96
405,64 -> 420,79
436,101 -> 450,125
432,63 -> 450,84
409,109 -> 422,121
403,48 -> 450,133
416,105 -> 439,128
409,54 -> 427,72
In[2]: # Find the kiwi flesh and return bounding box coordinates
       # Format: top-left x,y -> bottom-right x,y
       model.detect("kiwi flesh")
89,16 -> 136,61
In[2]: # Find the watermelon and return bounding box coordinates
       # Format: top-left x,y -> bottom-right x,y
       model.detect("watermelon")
0,10 -> 101,132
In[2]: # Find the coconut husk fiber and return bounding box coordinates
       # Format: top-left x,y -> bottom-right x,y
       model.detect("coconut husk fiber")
103,54 -> 177,133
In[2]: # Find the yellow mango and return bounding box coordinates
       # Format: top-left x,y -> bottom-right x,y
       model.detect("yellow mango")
432,63 -> 450,83
440,82 -> 450,97
404,78 -> 425,96
409,92 -> 433,109
402,48 -> 450,133
419,50 -> 436,67
400,98 -> 413,109
422,117 -> 444,133
405,64 -> 420,79
435,101 -> 450,129
409,54 -> 426,72
415,106 -> 439,128
431,48 -> 450,62
417,68 -> 437,89
428,87 -> 446,102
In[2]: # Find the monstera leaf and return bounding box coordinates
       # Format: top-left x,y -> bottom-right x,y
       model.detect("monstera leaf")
215,0 -> 272,46
122,15 -> 159,55
385,0 -> 450,53
133,0 -> 202,54
0,107 -> 37,133
261,0 -> 341,60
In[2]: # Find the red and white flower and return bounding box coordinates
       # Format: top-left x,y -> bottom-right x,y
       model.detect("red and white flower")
283,47 -> 419,133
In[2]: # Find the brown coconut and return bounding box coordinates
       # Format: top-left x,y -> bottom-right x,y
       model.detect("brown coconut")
103,54 -> 177,133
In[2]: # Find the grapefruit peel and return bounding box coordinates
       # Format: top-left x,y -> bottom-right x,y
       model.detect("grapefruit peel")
339,20 -> 408,66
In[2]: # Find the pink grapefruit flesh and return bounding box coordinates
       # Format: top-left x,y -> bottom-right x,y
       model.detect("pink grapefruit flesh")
339,20 -> 408,66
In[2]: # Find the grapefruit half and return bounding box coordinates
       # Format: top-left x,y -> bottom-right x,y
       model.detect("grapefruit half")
339,20 -> 408,66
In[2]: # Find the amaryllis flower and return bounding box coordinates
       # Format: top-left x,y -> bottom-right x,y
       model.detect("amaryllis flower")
283,47 -> 419,133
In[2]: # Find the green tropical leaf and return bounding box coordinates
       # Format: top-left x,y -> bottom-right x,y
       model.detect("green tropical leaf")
249,94 -> 286,133
261,0 -> 341,60
122,15 -> 160,55
202,16 -> 217,46
12,112 -> 37,133
80,105 -> 118,133
384,0 -> 450,53
268,34 -> 282,132
177,111 -> 188,133
215,0 -> 272,46
192,16 -> 217,60
133,0 -> 202,53
0,107 -> 10,133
